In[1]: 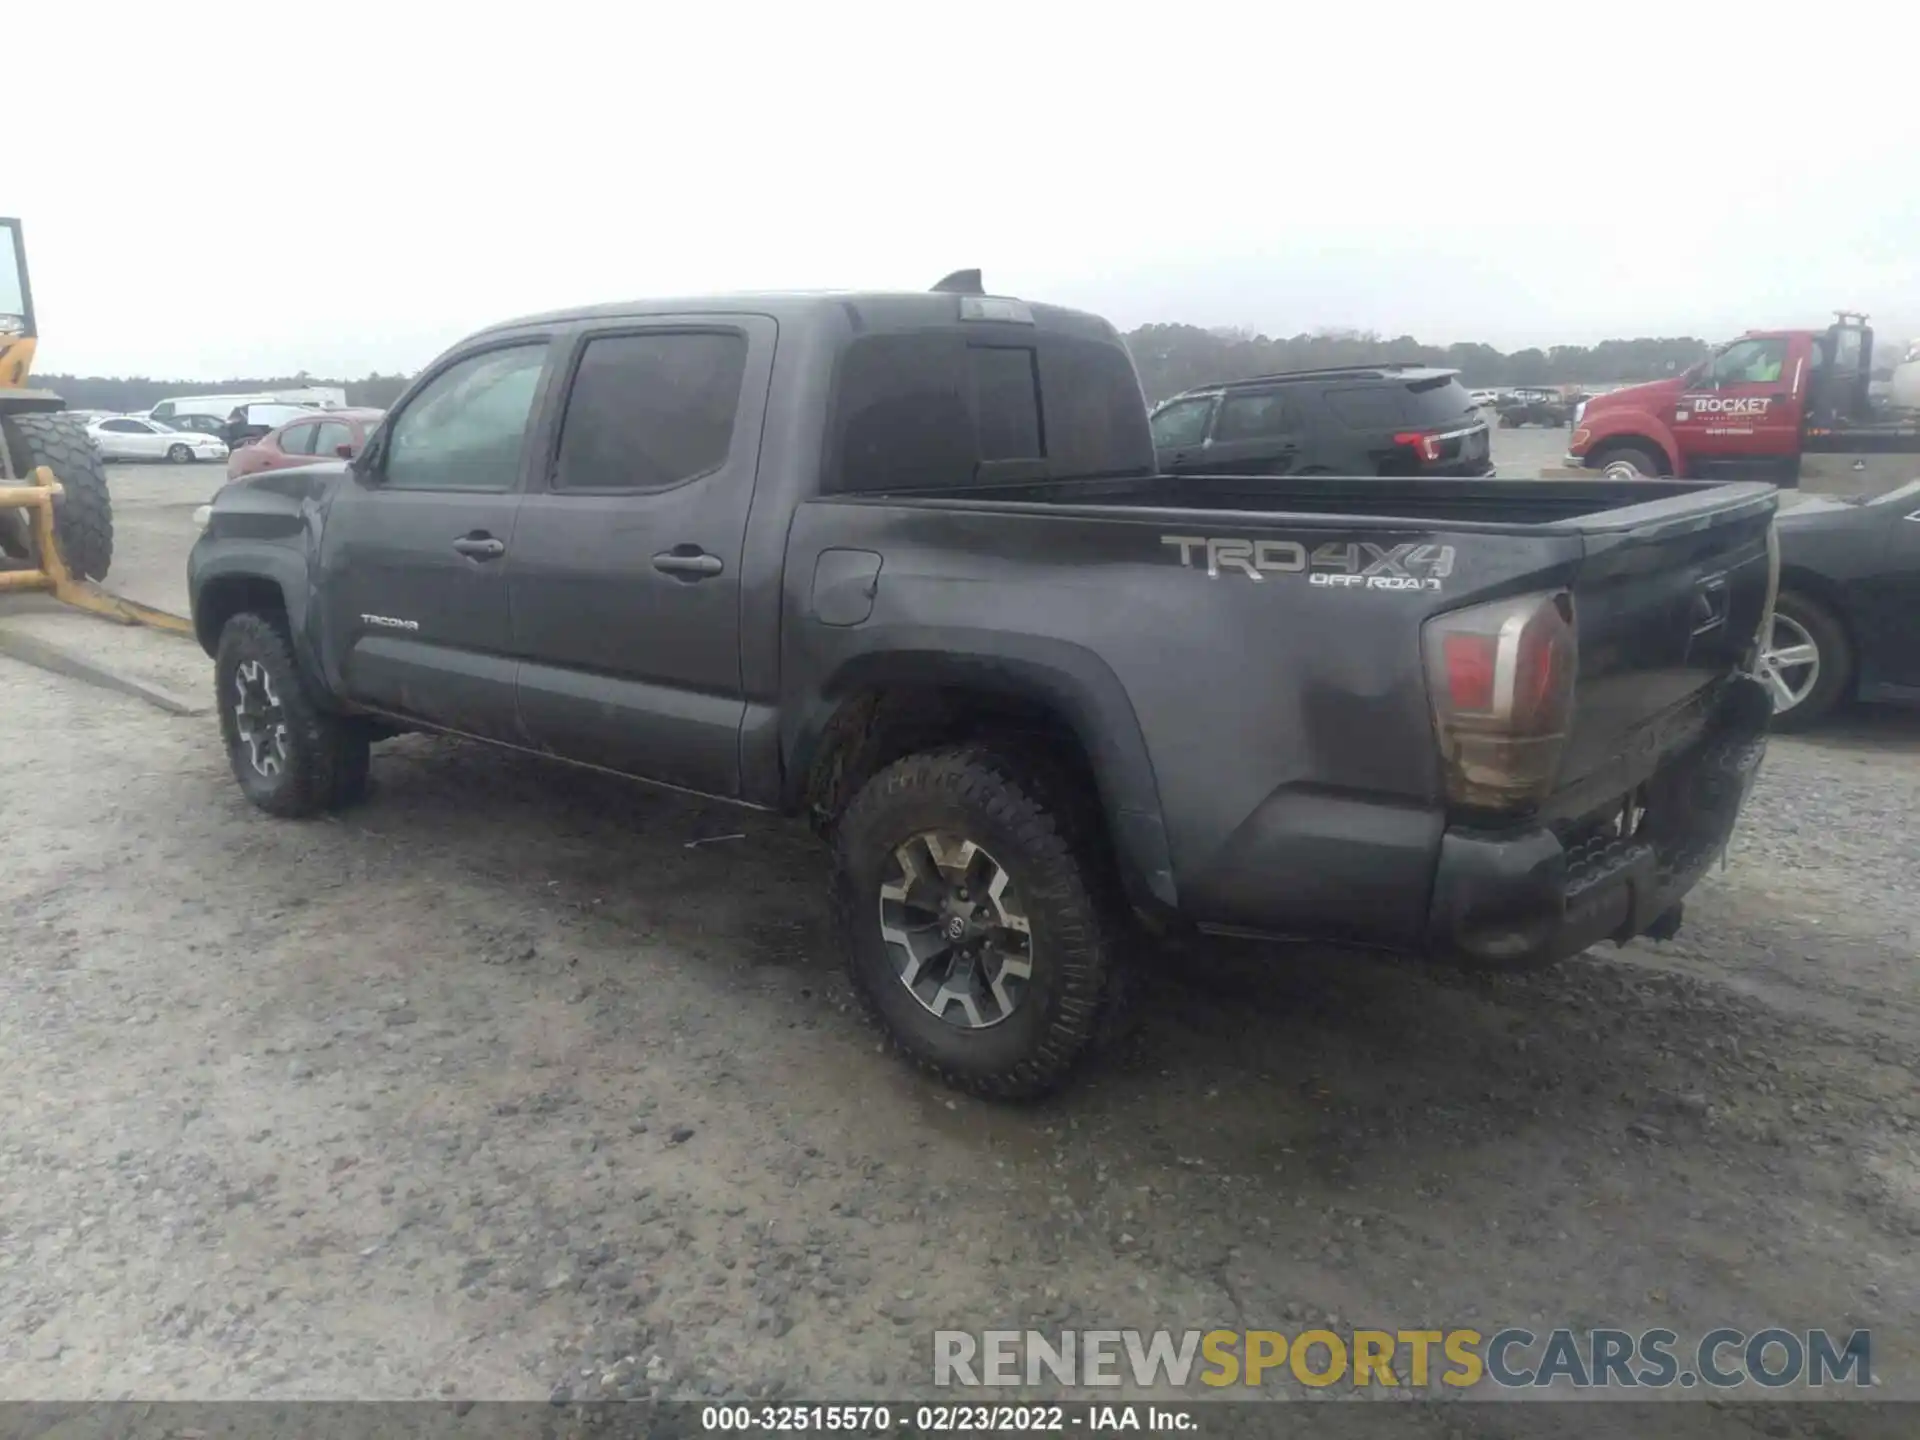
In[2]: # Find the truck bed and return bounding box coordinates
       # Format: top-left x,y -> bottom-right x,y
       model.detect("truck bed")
842,472 -> 1776,531
791,470 -> 1776,946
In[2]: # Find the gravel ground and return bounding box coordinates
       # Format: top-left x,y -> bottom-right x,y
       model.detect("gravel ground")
0,616 -> 1916,1431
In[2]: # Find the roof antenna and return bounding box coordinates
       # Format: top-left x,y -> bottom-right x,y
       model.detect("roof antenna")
931,269 -> 984,296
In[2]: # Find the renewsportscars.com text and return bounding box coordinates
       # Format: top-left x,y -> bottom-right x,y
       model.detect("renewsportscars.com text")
933,1327 -> 1872,1392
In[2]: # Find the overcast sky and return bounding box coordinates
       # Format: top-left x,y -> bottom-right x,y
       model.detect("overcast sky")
10,1 -> 1916,378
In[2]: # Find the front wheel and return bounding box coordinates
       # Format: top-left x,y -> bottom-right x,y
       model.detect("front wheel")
832,746 -> 1122,1100
1593,442 -> 1667,478
167,443 -> 193,463
215,612 -> 371,817
1759,591 -> 1852,731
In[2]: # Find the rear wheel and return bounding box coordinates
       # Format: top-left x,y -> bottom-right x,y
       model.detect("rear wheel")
1760,590 -> 1851,732
832,745 -> 1122,1100
0,410 -> 115,581
215,612 -> 372,817
1592,442 -> 1667,478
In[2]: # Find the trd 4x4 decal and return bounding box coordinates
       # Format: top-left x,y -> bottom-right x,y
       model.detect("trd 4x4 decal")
1161,535 -> 1456,592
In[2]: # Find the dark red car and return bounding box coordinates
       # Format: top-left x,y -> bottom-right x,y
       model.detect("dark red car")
226,408 -> 385,480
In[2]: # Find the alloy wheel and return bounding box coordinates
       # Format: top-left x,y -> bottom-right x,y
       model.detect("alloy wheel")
232,659 -> 290,778
877,832 -> 1034,1030
1758,613 -> 1821,716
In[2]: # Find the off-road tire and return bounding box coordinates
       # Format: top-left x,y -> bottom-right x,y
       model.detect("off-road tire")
1,410 -> 115,581
832,744 -> 1123,1100
1765,590 -> 1852,733
1592,441 -> 1667,478
215,612 -> 372,817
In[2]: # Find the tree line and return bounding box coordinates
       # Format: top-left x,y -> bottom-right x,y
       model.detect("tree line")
34,326 -> 1713,414
34,371 -> 413,414
1125,325 -> 1711,403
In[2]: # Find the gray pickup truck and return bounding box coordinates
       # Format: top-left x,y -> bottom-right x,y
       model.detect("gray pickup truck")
188,273 -> 1778,1099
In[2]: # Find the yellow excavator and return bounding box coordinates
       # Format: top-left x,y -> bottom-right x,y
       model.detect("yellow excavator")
1,215 -> 186,631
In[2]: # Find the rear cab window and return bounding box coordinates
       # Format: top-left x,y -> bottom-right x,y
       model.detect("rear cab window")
828,323 -> 1153,493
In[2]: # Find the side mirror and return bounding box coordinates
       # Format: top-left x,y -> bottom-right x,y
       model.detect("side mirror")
335,443 -> 355,459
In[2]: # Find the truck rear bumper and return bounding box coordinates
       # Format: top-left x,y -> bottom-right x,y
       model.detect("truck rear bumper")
1424,677 -> 1770,969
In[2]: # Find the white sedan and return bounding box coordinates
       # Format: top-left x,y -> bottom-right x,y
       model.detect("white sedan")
87,415 -> 229,463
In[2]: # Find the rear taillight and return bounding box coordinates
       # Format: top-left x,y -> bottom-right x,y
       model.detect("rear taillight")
1394,431 -> 1443,462
1422,590 -> 1577,813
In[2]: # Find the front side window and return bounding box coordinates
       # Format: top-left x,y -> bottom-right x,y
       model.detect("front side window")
280,423 -> 319,456
384,342 -> 548,492
1706,338 -> 1788,387
1149,397 -> 1214,449
553,332 -> 746,492
313,421 -> 353,455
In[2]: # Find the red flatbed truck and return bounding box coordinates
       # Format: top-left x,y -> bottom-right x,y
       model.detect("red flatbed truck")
1567,313 -> 1920,492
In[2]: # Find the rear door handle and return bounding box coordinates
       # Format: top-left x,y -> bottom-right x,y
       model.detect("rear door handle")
653,549 -> 724,579
453,535 -> 506,560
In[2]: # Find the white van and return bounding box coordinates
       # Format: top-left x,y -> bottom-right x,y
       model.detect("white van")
149,385 -> 346,424
149,392 -> 275,424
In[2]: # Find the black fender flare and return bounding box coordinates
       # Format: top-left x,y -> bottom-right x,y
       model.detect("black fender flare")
787,627 -> 1178,909
188,544 -> 328,694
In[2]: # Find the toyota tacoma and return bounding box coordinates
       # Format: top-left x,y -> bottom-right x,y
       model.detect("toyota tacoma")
189,271 -> 1779,1099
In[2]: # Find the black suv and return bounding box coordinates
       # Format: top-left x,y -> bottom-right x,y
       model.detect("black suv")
1148,366 -> 1492,478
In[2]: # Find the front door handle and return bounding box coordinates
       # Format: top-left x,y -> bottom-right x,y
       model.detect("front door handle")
453,535 -> 506,560
653,548 -> 724,579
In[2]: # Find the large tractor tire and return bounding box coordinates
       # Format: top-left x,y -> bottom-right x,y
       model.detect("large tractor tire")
1,410 -> 115,581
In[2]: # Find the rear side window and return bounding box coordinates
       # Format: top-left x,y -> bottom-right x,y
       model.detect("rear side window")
829,329 -> 1152,493
1401,375 -> 1478,428
1325,386 -> 1406,429
554,331 -> 748,492
1215,391 -> 1296,441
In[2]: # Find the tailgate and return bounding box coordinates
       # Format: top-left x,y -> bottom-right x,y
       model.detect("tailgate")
1553,485 -> 1776,810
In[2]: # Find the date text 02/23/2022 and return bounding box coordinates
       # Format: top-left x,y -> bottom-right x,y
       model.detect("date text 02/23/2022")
699,1404 -> 1196,1432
